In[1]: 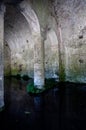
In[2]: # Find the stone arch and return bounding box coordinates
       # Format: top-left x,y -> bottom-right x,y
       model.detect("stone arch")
5,0 -> 44,88
18,0 -> 45,88
5,4 -> 34,77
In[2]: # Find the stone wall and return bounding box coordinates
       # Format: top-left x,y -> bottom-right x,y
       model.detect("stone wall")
52,0 -> 86,82
4,0 -> 86,83
4,0 -> 59,79
5,5 -> 34,77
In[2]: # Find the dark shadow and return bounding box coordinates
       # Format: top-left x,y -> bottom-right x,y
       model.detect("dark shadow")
1,78 -> 86,130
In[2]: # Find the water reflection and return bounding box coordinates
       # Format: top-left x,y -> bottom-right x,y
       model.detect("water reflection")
34,95 -> 44,111
33,95 -> 45,130
1,78 -> 86,130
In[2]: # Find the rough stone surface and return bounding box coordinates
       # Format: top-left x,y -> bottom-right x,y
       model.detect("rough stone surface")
0,4 -> 4,108
32,0 -> 59,79
53,0 -> 86,83
4,0 -> 86,83
5,0 -> 59,80
19,0 -> 45,88
5,5 -> 34,77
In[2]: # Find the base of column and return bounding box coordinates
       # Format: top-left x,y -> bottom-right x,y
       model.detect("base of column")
34,79 -> 44,89
34,77 -> 44,89
34,64 -> 45,89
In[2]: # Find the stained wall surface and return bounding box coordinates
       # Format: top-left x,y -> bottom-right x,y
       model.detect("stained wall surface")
4,0 -> 86,83
53,0 -> 86,82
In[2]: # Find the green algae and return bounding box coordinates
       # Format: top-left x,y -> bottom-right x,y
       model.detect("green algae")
26,78 -> 57,94
59,65 -> 65,82
26,82 -> 44,94
11,68 -> 19,75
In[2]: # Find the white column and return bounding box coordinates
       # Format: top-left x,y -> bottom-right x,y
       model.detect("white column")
0,4 -> 5,109
34,35 -> 44,89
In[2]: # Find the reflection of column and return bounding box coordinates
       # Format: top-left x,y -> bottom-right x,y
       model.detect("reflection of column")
0,3 -> 5,109
34,95 -> 44,112
34,35 -> 44,89
34,95 -> 45,130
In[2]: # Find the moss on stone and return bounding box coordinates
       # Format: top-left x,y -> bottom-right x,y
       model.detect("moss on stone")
59,62 -> 65,82
26,78 -> 57,94
26,83 -> 44,94
11,68 -> 19,75
4,71 -> 10,76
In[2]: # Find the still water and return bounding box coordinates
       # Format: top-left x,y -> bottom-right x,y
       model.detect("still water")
0,77 -> 86,130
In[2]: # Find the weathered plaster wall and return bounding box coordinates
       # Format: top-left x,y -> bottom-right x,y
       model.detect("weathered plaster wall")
52,0 -> 86,82
4,0 -> 86,83
32,0 -> 59,79
5,5 -> 34,77
4,0 -> 59,79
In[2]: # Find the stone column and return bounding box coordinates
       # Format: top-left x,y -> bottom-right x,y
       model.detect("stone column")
51,0 -> 65,82
0,4 -> 5,109
34,35 -> 44,89
18,1 -> 45,89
